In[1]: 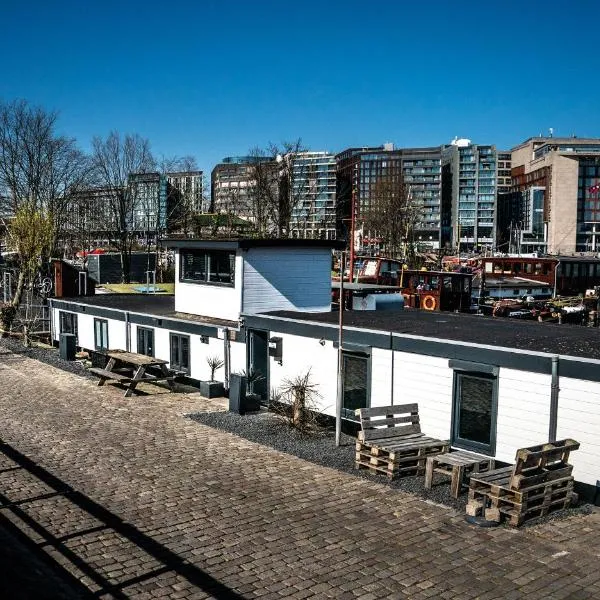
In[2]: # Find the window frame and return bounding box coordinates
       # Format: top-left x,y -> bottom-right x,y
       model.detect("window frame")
59,311 -> 78,341
136,326 -> 155,357
449,360 -> 498,456
179,249 -> 236,287
169,333 -> 190,374
341,349 -> 371,421
93,318 -> 109,351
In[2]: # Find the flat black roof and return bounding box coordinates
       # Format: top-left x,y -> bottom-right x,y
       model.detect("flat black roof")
54,294 -> 238,328
268,308 -> 600,360
162,238 -> 346,250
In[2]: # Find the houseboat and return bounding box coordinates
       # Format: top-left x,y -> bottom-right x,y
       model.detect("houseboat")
49,238 -> 600,503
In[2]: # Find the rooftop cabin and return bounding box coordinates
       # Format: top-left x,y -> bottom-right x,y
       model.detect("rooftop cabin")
164,238 -> 345,322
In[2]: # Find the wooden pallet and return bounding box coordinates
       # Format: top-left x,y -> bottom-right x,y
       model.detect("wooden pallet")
355,438 -> 449,479
466,439 -> 579,526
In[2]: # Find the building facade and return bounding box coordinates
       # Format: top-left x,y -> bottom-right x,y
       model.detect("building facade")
336,144 -> 443,253
441,139 -> 508,252
504,137 -> 600,254
166,170 -> 205,214
288,151 -> 337,240
211,156 -> 276,219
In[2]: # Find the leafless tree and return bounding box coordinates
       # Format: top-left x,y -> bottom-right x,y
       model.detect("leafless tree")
362,176 -> 419,260
245,139 -> 308,238
91,131 -> 155,282
0,99 -> 91,259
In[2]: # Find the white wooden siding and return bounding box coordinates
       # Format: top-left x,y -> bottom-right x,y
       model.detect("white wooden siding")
370,348 -> 393,407
556,377 -> 600,486
267,332 -> 338,417
392,351 -> 453,441
174,253 -> 243,321
242,248 -> 332,314
495,369 -> 552,464
76,313 -> 97,350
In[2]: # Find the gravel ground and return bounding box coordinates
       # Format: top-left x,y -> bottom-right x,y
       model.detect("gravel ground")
0,337 -> 94,380
188,410 -> 595,525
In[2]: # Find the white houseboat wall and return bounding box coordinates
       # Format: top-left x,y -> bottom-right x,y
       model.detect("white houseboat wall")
48,238 -> 600,503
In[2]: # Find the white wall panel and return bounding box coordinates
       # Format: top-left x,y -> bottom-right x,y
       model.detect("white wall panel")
495,369 -> 552,464
174,253 -> 242,321
268,332 -> 338,417
392,351 -> 453,441
370,348 -> 393,407
242,248 -> 332,314
556,377 -> 600,486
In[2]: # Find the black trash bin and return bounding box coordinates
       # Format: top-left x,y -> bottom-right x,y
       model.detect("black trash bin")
59,333 -> 76,361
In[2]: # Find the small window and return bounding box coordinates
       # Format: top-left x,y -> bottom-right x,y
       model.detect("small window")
341,351 -> 370,420
94,318 -> 109,351
180,249 -> 235,286
170,333 -> 190,373
450,362 -> 498,455
59,311 -> 78,341
137,327 -> 154,357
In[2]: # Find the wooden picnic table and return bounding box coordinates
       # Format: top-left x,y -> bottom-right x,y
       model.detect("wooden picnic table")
89,350 -> 176,397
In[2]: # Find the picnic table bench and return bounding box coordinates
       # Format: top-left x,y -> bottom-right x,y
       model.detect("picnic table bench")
89,350 -> 176,398
466,438 -> 580,526
354,403 -> 450,479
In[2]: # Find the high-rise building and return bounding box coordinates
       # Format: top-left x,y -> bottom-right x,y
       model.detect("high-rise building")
166,170 -> 205,213
336,144 -> 443,252
129,172 -> 168,232
211,156 -> 275,218
441,139 -> 506,252
288,151 -> 337,240
503,137 -> 600,254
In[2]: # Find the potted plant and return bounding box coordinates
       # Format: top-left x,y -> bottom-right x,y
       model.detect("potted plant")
199,355 -> 225,399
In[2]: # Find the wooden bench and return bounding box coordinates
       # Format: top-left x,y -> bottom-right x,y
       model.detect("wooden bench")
355,404 -> 450,479
88,367 -> 132,384
466,438 -> 580,526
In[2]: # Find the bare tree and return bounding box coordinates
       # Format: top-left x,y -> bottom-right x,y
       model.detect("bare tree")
245,139 -> 307,238
91,132 -> 155,282
362,176 -> 419,260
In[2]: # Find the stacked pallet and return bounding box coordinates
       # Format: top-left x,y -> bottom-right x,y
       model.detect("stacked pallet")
354,404 -> 449,480
466,439 -> 580,526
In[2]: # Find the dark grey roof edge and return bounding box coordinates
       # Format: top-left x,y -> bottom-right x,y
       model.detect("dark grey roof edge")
161,238 -> 346,250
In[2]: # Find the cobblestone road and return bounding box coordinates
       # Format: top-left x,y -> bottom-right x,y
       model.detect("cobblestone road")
1,347 -> 599,599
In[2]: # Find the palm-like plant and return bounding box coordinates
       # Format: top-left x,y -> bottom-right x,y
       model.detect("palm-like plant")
206,355 -> 224,381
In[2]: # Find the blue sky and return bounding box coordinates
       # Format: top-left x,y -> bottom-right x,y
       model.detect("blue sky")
2,0 -> 599,172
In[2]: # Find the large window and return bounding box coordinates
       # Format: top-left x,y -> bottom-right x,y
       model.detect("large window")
342,351 -> 370,420
180,250 -> 235,286
137,327 -> 154,357
94,319 -> 109,351
59,311 -> 78,340
170,333 -> 190,373
451,361 -> 498,455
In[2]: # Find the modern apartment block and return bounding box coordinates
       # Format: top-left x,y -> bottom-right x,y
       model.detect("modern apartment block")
502,137 -> 600,254
336,144 -> 443,252
288,151 -> 337,240
129,172 -> 168,232
211,155 -> 275,218
441,139 -> 506,252
166,170 -> 205,214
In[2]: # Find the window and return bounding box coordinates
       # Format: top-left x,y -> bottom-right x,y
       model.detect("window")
450,361 -> 498,455
170,333 -> 190,373
342,351 -> 370,420
94,319 -> 109,351
59,311 -> 77,340
137,327 -> 154,357
180,250 -> 235,286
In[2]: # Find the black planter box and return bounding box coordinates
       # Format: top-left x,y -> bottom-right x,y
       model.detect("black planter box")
199,380 -> 225,399
229,374 -> 261,415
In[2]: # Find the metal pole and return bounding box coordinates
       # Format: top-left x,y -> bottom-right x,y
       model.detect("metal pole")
335,251 -> 345,447
349,186 -> 356,283
549,355 -> 559,442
